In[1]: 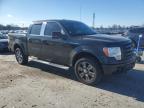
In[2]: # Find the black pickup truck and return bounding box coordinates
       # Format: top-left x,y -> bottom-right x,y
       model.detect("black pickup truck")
8,20 -> 136,85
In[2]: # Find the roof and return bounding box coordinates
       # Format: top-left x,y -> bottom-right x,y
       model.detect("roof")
33,19 -> 80,24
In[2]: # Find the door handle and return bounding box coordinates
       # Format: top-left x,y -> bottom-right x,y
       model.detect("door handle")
28,38 -> 32,43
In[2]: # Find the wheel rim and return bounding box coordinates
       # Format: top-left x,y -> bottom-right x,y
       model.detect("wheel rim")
15,48 -> 23,63
77,61 -> 96,83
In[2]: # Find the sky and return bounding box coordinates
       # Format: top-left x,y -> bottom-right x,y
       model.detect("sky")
0,0 -> 144,27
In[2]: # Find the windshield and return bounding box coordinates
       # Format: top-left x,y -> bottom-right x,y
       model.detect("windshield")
61,21 -> 96,36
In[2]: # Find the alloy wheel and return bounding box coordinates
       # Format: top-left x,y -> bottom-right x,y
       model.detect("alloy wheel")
76,61 -> 97,83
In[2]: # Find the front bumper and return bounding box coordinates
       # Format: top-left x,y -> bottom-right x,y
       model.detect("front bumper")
102,59 -> 136,75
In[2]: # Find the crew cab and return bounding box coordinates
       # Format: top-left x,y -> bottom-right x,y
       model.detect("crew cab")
8,20 -> 136,85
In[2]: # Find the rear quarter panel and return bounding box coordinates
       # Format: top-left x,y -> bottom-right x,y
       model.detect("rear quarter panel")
8,33 -> 28,55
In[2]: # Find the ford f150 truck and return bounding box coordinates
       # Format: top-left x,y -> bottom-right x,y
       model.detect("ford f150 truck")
8,20 -> 136,85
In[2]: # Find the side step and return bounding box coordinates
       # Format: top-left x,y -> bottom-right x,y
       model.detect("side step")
29,57 -> 69,70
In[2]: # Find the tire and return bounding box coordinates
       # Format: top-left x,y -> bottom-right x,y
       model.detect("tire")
136,56 -> 142,63
15,47 -> 28,65
74,57 -> 102,85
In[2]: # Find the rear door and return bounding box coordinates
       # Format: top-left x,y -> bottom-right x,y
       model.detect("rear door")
27,23 -> 43,57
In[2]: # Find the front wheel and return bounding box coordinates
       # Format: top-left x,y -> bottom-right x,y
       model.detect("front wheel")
74,57 -> 102,85
15,47 -> 28,65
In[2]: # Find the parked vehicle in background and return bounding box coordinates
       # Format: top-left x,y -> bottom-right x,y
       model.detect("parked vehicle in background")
0,34 -> 9,52
8,20 -> 136,85
124,27 -> 144,48
0,32 -> 2,36
14,30 -> 27,34
0,30 -> 9,37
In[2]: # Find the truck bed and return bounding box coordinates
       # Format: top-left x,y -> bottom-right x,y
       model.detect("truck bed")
8,33 -> 28,53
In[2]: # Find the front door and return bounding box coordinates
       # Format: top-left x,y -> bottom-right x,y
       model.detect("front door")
42,22 -> 72,65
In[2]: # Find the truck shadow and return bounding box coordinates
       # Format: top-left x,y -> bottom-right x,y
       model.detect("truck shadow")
97,69 -> 144,102
27,61 -> 144,102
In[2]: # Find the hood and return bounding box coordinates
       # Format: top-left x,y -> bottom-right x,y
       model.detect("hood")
81,34 -> 130,43
0,39 -> 8,43
70,34 -> 131,46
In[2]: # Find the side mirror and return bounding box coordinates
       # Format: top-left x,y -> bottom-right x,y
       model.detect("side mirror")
52,32 -> 63,39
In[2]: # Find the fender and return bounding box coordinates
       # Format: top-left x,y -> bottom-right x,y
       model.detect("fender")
69,45 -> 103,66
13,38 -> 28,55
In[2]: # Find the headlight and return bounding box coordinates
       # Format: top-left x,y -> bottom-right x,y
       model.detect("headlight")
103,47 -> 121,60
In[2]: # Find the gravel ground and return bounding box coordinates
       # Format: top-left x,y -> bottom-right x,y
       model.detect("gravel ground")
0,53 -> 144,108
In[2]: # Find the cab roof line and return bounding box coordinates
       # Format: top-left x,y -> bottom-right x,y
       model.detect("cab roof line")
33,19 -> 67,23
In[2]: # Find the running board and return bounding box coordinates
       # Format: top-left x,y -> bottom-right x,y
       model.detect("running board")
29,57 -> 69,70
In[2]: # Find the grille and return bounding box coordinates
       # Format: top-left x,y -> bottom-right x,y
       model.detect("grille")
121,42 -> 133,60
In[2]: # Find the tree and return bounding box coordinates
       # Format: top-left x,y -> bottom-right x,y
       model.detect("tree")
0,24 -> 28,30
0,24 -> 4,30
6,25 -> 12,30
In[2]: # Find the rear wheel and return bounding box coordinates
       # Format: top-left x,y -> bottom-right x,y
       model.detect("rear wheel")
15,47 -> 28,65
74,57 -> 102,85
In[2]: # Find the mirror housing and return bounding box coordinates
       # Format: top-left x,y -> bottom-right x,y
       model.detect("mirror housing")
52,32 -> 63,39
52,32 -> 66,39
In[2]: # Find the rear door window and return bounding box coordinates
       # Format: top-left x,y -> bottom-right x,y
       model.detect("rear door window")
30,24 -> 42,35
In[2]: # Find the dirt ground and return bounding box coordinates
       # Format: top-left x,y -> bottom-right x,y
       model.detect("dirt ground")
0,53 -> 144,108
